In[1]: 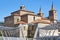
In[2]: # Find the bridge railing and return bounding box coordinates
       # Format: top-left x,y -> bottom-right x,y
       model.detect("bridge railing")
0,36 -> 60,40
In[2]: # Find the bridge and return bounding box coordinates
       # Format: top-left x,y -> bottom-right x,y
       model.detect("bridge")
0,23 -> 60,40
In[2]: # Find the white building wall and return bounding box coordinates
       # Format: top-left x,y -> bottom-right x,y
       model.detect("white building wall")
28,15 -> 34,23
35,16 -> 41,20
19,24 -> 28,38
20,11 -> 34,15
14,16 -> 21,24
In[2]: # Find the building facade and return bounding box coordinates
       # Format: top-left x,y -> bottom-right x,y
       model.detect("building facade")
4,3 -> 57,27
4,3 -> 58,38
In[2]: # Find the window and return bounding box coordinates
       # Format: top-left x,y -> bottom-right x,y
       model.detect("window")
17,18 -> 19,22
32,25 -> 34,30
34,16 -> 35,20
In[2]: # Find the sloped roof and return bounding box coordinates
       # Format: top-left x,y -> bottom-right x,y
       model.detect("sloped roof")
15,21 -> 27,24
11,10 -> 34,14
11,9 -> 35,16
11,10 -> 20,14
20,10 -> 34,13
12,13 -> 20,16
31,19 -> 50,24
21,13 -> 36,16
41,17 -> 49,20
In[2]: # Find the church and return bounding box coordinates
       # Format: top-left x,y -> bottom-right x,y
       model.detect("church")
4,3 -> 60,40
4,3 -> 57,27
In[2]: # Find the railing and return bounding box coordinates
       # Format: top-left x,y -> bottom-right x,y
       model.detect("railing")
0,37 -> 33,40
0,36 -> 60,40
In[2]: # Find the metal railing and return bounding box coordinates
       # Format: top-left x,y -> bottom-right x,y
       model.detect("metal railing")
0,36 -> 60,40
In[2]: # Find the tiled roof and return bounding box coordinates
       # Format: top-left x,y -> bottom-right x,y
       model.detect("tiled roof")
11,10 -> 20,14
20,10 -> 34,13
31,19 -> 50,24
11,9 -> 35,16
4,16 -> 12,19
41,17 -> 49,20
21,13 -> 36,16
15,21 -> 27,24
12,14 -> 20,16
11,10 -> 34,14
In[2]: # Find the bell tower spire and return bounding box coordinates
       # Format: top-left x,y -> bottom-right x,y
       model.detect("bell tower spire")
49,2 -> 57,23
37,7 -> 44,17
39,7 -> 42,13
51,2 -> 55,10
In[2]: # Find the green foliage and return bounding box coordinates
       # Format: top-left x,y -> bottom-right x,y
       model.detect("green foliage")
0,22 -> 4,26
0,31 -> 2,36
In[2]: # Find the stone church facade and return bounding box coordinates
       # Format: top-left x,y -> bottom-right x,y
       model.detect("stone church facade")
4,3 -> 57,27
4,3 -> 58,38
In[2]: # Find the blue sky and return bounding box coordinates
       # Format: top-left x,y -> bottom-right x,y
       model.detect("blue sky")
0,0 -> 60,22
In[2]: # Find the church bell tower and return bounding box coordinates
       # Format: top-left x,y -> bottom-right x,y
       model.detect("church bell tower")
37,8 -> 44,17
49,3 -> 57,23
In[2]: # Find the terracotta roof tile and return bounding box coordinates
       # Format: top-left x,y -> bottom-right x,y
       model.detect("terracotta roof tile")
20,10 -> 34,13
21,13 -> 36,16
15,21 -> 27,24
31,19 -> 50,24
41,17 -> 49,20
11,10 -> 20,14
4,16 -> 12,19
12,14 -> 20,16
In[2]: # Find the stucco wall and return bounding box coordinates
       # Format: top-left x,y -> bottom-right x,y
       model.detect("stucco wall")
14,16 -> 21,24
19,24 -> 28,38
4,16 -> 14,27
20,11 -> 34,15
35,16 -> 41,20
28,15 -> 34,23
21,15 -> 27,23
